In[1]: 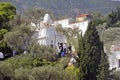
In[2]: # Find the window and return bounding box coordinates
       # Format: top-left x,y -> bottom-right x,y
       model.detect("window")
118,59 -> 120,68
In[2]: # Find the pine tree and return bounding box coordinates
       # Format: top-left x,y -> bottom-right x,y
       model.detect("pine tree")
77,21 -> 110,80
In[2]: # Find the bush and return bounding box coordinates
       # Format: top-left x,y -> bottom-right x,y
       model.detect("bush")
57,57 -> 70,69
0,29 -> 8,40
4,25 -> 34,52
0,54 -> 76,80
29,65 -> 72,80
65,65 -> 79,80
29,44 -> 57,61
0,62 -> 14,80
0,54 -> 33,80
14,67 -> 31,80
33,58 -> 56,67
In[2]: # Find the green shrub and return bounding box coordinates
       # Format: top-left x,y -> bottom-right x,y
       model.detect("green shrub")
57,57 -> 70,69
0,62 -> 14,80
29,65 -> 73,80
33,58 -> 56,67
14,67 -> 31,80
0,54 -> 33,80
29,44 -> 57,61
66,65 -> 79,80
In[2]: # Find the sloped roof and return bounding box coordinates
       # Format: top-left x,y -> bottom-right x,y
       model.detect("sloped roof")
77,14 -> 90,17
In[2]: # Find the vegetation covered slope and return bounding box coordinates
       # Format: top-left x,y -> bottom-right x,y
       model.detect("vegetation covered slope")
0,0 -> 120,16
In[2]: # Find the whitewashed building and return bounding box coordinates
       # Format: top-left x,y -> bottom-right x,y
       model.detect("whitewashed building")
108,45 -> 120,70
31,14 -> 67,48
54,14 -> 91,35
31,13 -> 91,47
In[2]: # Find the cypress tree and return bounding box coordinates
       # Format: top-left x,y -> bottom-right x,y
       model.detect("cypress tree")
96,49 -> 111,80
77,21 -> 110,80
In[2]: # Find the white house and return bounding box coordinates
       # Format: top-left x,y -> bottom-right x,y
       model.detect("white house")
31,14 -> 67,48
54,18 -> 73,28
68,20 -> 89,35
108,45 -> 120,70
31,13 -> 91,47
54,14 -> 91,35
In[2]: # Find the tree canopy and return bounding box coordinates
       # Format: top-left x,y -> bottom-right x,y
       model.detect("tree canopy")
107,7 -> 120,28
4,25 -> 34,52
0,2 -> 16,27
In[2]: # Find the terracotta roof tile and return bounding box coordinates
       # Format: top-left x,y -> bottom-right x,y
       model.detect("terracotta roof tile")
77,14 -> 90,17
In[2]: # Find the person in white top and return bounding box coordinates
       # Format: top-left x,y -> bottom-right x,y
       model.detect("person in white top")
0,52 -> 4,59
63,43 -> 67,54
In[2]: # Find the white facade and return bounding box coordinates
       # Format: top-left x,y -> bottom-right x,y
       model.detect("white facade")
33,27 -> 66,47
108,45 -> 120,70
31,14 -> 67,48
31,13 -> 90,47
54,18 -> 71,28
108,51 -> 120,70
54,17 -> 90,36
68,20 -> 89,35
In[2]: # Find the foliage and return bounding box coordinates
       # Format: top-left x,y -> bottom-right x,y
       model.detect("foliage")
29,44 -> 57,61
9,14 -> 30,27
0,2 -> 16,28
0,29 -> 8,40
14,67 -> 31,80
0,40 -> 12,57
24,8 -> 53,29
57,57 -> 70,69
96,23 -> 107,35
56,24 -> 66,33
0,29 -> 12,56
92,18 -> 106,26
77,21 -> 110,80
101,27 -> 120,53
4,54 -> 34,68
0,62 -> 14,80
29,65 -> 72,80
107,7 -> 120,28
0,54 -> 33,80
92,12 -> 107,26
4,25 -> 34,52
66,65 -> 80,80
33,58 -> 56,67
97,52 -> 111,80
0,53 -> 75,80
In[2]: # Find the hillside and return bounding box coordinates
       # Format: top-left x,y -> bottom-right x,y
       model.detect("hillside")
0,0 -> 120,16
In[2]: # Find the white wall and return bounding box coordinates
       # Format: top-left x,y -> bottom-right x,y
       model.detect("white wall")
38,28 -> 46,38
54,19 -> 70,28
68,20 -> 89,35
108,54 -> 118,70
35,26 -> 67,48
108,51 -> 120,70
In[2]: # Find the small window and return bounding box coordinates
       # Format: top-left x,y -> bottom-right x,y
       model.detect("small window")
118,59 -> 120,68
